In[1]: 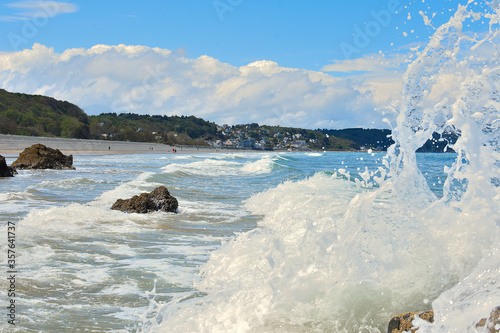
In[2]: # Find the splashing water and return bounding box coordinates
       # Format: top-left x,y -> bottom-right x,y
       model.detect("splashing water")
142,2 -> 500,332
390,1 -> 500,331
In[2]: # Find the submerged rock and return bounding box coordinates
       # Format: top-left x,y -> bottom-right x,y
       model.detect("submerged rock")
388,306 -> 500,333
388,310 -> 434,333
111,186 -> 178,214
0,155 -> 17,177
11,144 -> 75,170
476,306 -> 500,333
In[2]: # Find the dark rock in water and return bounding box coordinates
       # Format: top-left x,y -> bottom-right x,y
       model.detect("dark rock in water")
388,310 -> 434,333
388,306 -> 500,332
0,155 -> 17,177
476,306 -> 500,333
111,186 -> 178,214
11,144 -> 75,170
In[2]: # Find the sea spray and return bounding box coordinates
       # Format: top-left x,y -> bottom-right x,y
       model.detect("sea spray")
342,0 -> 500,330
392,1 -> 500,331
0,152 -> 453,331
145,172 -> 451,331
142,2 -> 500,332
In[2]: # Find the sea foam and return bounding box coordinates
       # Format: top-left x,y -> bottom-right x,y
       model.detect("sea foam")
142,2 -> 500,332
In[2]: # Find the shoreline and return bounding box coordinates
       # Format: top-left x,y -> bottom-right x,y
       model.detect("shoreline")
0,134 -> 377,157
0,134 -> 236,156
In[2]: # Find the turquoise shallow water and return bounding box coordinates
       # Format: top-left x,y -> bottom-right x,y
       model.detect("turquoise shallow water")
0,152 -> 455,332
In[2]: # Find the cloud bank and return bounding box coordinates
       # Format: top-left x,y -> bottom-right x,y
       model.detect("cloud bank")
0,44 -> 404,129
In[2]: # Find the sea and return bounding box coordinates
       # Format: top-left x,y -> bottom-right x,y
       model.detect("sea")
0,151 -> 456,333
2,1 -> 500,332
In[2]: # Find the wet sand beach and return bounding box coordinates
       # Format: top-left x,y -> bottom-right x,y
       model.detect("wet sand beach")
0,134 -> 222,156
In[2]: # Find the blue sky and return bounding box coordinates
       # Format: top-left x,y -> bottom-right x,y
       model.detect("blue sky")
0,0 -> 495,128
0,0 -> 464,70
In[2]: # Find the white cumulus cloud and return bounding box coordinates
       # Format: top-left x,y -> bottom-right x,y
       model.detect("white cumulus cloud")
0,44 -> 403,129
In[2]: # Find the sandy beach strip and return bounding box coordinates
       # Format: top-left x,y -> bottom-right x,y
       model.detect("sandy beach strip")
0,134 -> 221,156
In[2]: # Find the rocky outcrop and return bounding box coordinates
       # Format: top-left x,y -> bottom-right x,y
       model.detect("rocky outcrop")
388,306 -> 500,333
111,186 -> 178,214
388,310 -> 434,333
11,144 -> 75,170
476,306 -> 500,333
0,155 -> 17,177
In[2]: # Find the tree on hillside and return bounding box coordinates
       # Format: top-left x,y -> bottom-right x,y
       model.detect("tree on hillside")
60,117 -> 90,139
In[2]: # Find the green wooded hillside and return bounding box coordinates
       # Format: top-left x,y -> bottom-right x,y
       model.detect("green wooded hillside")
89,113 -> 218,145
0,89 -> 90,138
0,88 -> 457,152
0,89 -> 219,145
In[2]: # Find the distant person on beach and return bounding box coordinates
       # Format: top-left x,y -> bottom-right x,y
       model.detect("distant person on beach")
172,148 -> 175,153
108,146 -> 110,151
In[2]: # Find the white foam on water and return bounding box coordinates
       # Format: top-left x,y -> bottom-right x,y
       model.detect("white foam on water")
144,171 -> 475,331
0,202 -> 28,214
117,257 -> 200,284
101,283 -> 142,296
141,2 -> 500,332
176,199 -> 247,224
93,171 -> 161,207
0,189 -> 43,202
384,1 -> 500,331
418,240 -> 500,332
108,244 -> 138,257
108,306 -> 150,321
19,202 -> 152,236
209,153 -> 258,160
10,243 -> 56,265
71,266 -> 113,285
34,177 -> 104,190
161,159 -> 244,176
162,154 -> 212,160
241,155 -> 275,174
160,153 -> 286,178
